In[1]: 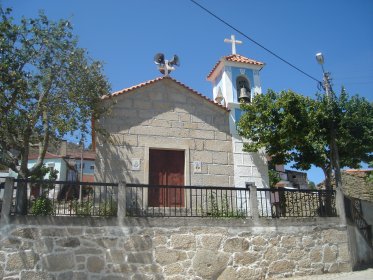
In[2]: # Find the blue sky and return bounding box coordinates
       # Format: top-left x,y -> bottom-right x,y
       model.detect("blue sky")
3,0 -> 373,183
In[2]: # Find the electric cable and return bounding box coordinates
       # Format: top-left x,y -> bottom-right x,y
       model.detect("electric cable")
190,0 -> 322,84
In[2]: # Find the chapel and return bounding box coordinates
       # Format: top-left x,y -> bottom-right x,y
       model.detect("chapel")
94,35 -> 270,198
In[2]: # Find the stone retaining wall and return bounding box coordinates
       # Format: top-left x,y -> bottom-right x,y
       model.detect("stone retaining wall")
0,217 -> 352,280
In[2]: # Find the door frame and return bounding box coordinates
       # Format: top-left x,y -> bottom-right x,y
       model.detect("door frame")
143,143 -> 190,208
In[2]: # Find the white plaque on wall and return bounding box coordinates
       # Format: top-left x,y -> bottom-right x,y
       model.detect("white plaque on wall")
193,161 -> 202,173
132,159 -> 140,171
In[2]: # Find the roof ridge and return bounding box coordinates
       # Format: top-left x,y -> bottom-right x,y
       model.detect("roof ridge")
102,76 -> 229,112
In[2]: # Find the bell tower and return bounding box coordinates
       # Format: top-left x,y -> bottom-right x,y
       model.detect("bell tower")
207,35 -> 269,190
207,35 -> 265,111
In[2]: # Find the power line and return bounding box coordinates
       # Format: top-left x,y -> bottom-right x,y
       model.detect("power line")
190,0 -> 322,84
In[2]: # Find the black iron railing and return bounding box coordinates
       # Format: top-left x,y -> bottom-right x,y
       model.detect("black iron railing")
345,196 -> 372,247
256,188 -> 337,218
11,179 -> 118,217
126,184 -> 251,218
3,179 -> 341,219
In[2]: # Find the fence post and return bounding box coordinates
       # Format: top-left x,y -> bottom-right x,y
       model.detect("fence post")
118,181 -> 126,218
249,184 -> 259,222
336,187 -> 346,225
0,177 -> 14,225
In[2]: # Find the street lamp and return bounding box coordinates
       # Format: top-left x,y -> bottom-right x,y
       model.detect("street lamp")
315,52 -> 342,190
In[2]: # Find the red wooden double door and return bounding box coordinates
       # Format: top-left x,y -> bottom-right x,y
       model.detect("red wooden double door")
148,149 -> 185,207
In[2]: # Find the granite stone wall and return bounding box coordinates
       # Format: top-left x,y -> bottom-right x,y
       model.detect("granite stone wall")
0,217 -> 352,280
95,78 -> 234,186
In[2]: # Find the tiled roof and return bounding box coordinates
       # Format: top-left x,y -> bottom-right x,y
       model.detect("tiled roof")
28,151 -> 96,161
207,54 -> 264,79
28,152 -> 61,160
101,76 -> 229,112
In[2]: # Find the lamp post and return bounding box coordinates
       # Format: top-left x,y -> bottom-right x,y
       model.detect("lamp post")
315,52 -> 342,190
79,137 -> 84,202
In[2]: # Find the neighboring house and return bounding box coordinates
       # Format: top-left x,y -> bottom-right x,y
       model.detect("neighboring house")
68,150 -> 96,183
273,164 -> 308,189
94,49 -> 270,208
7,143 -> 96,183
285,169 -> 308,189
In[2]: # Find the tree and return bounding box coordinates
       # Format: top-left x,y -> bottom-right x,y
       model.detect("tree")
237,89 -> 373,191
0,7 -> 111,213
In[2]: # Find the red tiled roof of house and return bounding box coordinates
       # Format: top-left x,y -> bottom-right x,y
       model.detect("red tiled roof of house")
67,151 -> 96,161
28,152 -> 61,160
28,151 -> 96,161
101,76 -> 229,112
207,54 -> 264,79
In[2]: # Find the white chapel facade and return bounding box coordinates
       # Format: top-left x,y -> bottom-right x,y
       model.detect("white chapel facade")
94,36 -> 269,192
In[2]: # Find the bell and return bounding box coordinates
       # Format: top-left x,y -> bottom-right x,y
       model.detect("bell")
215,91 -> 224,104
239,87 -> 250,103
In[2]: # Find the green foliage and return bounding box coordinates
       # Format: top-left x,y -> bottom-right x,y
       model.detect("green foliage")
31,196 -> 54,215
238,89 -> 373,189
72,200 -> 93,216
268,169 -> 281,188
207,193 -> 246,218
29,165 -> 58,215
98,200 -> 117,216
0,6 -> 111,178
308,181 -> 316,190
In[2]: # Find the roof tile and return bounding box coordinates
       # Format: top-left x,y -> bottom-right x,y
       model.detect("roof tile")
207,54 -> 264,79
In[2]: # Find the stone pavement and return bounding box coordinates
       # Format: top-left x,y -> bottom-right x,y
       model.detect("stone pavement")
288,268 -> 373,280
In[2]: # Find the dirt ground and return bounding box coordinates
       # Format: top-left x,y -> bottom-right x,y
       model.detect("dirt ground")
288,268 -> 373,280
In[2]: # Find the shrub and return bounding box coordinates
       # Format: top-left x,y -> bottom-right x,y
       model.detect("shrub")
72,200 -> 93,216
98,200 -> 117,216
31,196 -> 55,215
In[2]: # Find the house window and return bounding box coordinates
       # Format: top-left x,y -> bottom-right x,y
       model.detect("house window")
90,165 -> 94,170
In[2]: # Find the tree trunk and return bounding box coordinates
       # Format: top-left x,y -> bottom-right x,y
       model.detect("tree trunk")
321,166 -> 335,216
15,174 -> 28,215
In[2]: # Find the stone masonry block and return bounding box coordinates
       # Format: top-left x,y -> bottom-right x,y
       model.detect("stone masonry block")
127,252 -> 153,264
11,228 -> 40,240
337,243 -> 350,262
321,229 -> 348,244
214,131 -> 227,141
6,251 -> 39,271
192,151 -> 213,163
208,164 -> 233,176
20,271 -> 54,280
212,152 -> 228,165
123,235 -> 153,251
41,252 -> 75,272
155,247 -> 187,265
170,235 -> 196,250
178,113 -> 190,122
202,174 -> 230,187
268,259 -> 295,275
205,140 -> 232,152
192,249 -> 229,279
133,99 -> 152,109
189,130 -> 215,140
87,256 -> 105,273
323,245 -> 338,263
199,235 -> 222,250
223,237 -> 249,252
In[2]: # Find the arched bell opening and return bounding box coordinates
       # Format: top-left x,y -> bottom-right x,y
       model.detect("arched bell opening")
236,76 -> 251,103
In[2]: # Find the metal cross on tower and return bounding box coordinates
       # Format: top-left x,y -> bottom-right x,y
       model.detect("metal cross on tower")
224,34 -> 242,55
